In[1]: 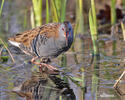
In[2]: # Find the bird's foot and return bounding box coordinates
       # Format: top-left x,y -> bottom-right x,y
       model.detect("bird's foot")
40,63 -> 58,71
39,63 -> 60,75
31,57 -> 59,73
41,58 -> 51,63
31,57 -> 40,65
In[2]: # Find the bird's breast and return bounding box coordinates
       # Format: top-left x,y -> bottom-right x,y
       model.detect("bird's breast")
34,36 -> 67,58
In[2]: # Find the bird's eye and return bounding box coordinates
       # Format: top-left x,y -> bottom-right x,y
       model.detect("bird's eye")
62,28 -> 64,31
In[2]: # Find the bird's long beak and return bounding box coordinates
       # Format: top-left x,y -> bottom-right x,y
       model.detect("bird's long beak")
64,32 -> 68,46
66,36 -> 68,46
66,32 -> 68,46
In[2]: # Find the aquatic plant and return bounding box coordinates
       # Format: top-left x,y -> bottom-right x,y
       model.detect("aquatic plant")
51,0 -> 59,22
32,0 -> 42,26
0,0 -> 15,62
0,0 -> 4,17
89,0 -> 98,55
76,0 -> 84,34
111,0 -> 116,25
50,0 -> 67,23
89,0 -> 99,100
46,0 -> 50,23
121,22 -> 125,41
60,0 -> 67,22
30,7 -> 35,28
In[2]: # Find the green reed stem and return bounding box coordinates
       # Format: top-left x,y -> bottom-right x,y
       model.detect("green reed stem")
51,0 -> 67,22
0,38 -> 15,63
89,9 -> 98,55
32,0 -> 42,26
61,54 -> 67,82
112,40 -> 116,55
76,0 -> 84,33
55,0 -> 61,18
121,22 -> 125,41
91,71 -> 99,100
0,0 -> 5,17
46,0 -> 50,23
89,0 -> 98,55
30,7 -> 35,28
60,0 -> 67,22
59,96 -> 62,100
111,0 -> 116,25
51,0 -> 59,22
91,0 -> 97,30
91,54 -> 100,100
61,54 -> 67,67
89,1 -> 99,99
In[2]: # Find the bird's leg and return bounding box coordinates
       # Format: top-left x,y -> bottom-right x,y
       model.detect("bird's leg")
40,63 -> 58,71
31,57 -> 43,71
31,57 -> 40,65
31,57 -> 58,71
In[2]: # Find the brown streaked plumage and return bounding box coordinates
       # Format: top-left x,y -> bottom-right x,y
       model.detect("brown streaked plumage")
9,23 -> 60,47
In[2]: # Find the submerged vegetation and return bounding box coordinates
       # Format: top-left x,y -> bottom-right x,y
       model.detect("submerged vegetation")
0,0 -> 125,100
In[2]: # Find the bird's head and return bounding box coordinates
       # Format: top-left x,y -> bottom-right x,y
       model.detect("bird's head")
64,21 -> 74,47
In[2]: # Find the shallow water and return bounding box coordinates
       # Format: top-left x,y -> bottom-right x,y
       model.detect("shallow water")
0,0 -> 125,100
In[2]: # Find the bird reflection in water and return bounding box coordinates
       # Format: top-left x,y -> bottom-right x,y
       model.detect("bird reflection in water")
12,69 -> 75,100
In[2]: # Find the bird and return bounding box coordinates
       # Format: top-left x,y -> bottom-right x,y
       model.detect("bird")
8,21 -> 74,71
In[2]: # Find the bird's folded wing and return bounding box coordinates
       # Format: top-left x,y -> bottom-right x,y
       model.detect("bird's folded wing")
8,23 -> 60,48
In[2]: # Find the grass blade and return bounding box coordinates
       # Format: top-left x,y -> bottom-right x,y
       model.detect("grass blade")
91,0 -> 97,30
46,0 -> 50,23
89,9 -> 97,55
60,0 -> 67,22
121,22 -> 125,41
30,7 -> 35,28
51,0 -> 59,22
76,0 -> 84,33
0,38 -> 15,63
32,0 -> 42,26
0,0 -> 4,17
111,0 -> 116,25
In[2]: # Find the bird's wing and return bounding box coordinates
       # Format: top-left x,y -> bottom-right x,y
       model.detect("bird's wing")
8,23 -> 60,48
